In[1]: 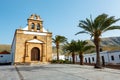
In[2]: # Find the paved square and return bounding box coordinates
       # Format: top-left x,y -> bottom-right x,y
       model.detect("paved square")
0,64 -> 120,80
0,65 -> 19,80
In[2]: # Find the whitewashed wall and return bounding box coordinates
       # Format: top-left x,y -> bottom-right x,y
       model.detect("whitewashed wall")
0,54 -> 12,63
52,54 -> 65,60
11,35 -> 16,64
107,51 -> 120,64
67,50 -> 120,65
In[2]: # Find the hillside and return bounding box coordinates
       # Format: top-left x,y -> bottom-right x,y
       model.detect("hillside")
0,36 -> 120,53
86,36 -> 120,51
101,37 -> 120,46
0,44 -> 11,52
53,36 -> 120,54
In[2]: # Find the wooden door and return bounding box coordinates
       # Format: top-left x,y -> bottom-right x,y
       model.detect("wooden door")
31,47 -> 40,61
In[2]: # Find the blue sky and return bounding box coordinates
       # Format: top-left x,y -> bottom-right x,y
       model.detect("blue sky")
0,0 -> 120,44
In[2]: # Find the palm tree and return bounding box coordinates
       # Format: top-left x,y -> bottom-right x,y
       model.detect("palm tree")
63,40 -> 77,64
52,35 -> 67,61
76,13 -> 120,68
76,40 -> 94,65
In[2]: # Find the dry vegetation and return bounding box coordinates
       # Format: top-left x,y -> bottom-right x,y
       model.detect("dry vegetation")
0,44 -> 11,52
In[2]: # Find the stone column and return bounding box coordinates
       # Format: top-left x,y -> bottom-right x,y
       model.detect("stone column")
25,43 -> 29,62
34,23 -> 37,31
42,43 -> 46,62
26,43 -> 29,57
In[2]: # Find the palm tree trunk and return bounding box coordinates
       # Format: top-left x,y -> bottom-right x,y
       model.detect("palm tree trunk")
56,45 -> 59,61
72,52 -> 75,64
79,53 -> 84,65
94,37 -> 102,68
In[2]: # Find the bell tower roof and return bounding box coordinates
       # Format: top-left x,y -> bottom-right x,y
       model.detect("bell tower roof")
29,14 -> 42,21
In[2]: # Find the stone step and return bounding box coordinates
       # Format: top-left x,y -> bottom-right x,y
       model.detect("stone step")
30,62 -> 50,66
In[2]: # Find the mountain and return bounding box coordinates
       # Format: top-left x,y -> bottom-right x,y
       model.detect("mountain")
86,36 -> 120,51
101,37 -> 120,46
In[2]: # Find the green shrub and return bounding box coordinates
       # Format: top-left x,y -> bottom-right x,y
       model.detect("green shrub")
51,60 -> 58,63
51,59 -> 71,64
59,59 -> 64,64
64,59 -> 71,64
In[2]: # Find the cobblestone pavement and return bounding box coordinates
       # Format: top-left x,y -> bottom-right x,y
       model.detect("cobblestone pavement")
0,64 -> 120,80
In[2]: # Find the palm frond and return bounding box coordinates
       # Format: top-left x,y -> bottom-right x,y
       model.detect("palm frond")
102,26 -> 120,32
75,31 -> 89,35
94,13 -> 108,30
76,13 -> 120,44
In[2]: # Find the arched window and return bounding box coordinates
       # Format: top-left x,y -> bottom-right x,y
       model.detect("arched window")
31,23 -> 35,29
37,23 -> 40,30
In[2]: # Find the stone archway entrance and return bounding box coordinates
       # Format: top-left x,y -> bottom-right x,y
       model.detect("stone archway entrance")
31,47 -> 40,61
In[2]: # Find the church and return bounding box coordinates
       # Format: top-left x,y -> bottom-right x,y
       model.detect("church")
11,14 -> 52,64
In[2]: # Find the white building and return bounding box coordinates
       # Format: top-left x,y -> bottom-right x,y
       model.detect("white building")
0,51 -> 12,64
68,50 -> 120,65
52,54 -> 65,60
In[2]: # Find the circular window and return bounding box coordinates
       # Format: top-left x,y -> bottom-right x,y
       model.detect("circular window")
33,36 -> 37,39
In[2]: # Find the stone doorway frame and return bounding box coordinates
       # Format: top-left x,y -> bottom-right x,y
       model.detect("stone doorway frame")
24,39 -> 46,63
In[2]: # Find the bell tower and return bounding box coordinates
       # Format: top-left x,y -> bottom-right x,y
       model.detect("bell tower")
27,14 -> 43,32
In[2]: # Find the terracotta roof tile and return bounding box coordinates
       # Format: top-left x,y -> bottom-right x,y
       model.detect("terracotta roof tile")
0,50 -> 10,54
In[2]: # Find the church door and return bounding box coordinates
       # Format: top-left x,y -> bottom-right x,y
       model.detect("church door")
31,47 -> 40,61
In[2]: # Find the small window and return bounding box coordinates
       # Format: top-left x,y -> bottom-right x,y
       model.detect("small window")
119,55 -> 120,59
100,48 -> 102,52
31,23 -> 35,29
111,56 -> 114,61
92,57 -> 94,61
85,58 -> 87,63
88,57 -> 91,63
37,23 -> 40,30
0,55 -> 3,57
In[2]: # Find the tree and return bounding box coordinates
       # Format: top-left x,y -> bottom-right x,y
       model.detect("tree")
76,40 -> 94,65
63,40 -> 77,64
52,35 -> 67,61
76,13 -> 120,68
